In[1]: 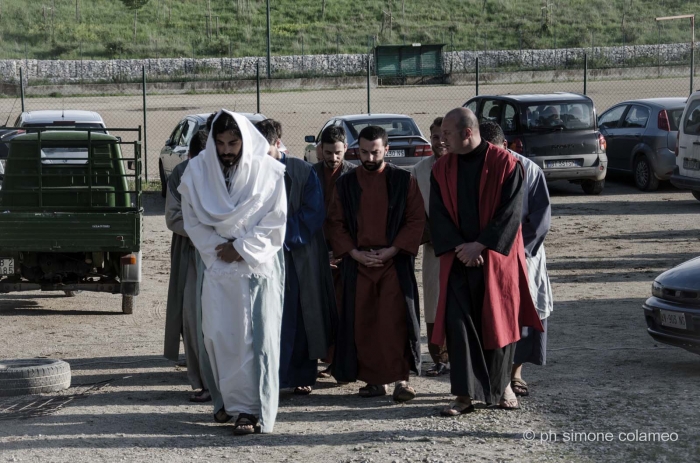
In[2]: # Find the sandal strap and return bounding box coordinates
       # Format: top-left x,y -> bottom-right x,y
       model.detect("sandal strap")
236,413 -> 259,427
511,378 -> 528,388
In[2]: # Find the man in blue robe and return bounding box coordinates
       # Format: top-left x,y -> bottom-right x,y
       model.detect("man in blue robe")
256,119 -> 337,395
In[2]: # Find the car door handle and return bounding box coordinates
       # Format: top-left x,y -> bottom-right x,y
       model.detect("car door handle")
693,141 -> 700,145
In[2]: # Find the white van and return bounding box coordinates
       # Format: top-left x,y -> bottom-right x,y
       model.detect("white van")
673,93 -> 700,201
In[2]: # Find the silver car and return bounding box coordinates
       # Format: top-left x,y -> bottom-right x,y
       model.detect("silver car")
643,256 -> 700,354
158,112 -> 288,197
598,98 -> 686,191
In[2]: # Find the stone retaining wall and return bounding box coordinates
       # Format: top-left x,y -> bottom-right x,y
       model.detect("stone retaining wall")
0,42 -> 695,84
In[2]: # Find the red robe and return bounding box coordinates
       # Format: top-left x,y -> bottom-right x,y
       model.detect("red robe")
431,144 -> 543,350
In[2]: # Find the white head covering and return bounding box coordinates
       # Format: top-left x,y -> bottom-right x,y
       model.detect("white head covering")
178,110 -> 286,272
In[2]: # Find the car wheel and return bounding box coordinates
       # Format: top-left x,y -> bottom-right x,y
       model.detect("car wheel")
582,179 -> 605,195
692,190 -> 700,202
159,161 -> 167,198
63,290 -> 82,297
633,155 -> 659,191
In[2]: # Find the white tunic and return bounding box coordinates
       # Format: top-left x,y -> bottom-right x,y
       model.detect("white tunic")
412,155 -> 440,323
510,150 -> 553,320
179,110 -> 287,422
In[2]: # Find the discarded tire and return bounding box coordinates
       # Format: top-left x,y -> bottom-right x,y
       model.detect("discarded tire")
0,359 -> 71,397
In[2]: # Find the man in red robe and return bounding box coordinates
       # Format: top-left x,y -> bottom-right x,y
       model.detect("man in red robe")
328,126 -> 425,401
313,125 -> 355,378
429,108 -> 542,415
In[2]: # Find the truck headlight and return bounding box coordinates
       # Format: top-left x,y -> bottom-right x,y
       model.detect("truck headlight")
652,281 -> 664,298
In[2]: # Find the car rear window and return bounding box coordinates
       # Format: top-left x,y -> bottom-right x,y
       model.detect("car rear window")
40,147 -> 89,165
668,109 -> 683,131
23,123 -> 106,133
683,100 -> 700,135
523,102 -> 595,131
345,118 -> 421,139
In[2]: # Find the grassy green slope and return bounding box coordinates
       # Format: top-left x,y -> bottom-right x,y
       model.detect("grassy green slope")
1,0 -> 699,59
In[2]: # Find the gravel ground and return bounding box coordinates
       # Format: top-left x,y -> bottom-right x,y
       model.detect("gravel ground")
0,176 -> 699,463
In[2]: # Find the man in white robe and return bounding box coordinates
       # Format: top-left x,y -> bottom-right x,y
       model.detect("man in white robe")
178,110 -> 287,435
412,117 -> 449,376
479,121 -> 553,398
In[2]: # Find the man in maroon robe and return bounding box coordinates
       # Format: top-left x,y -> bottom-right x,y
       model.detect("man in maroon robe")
328,126 -> 425,401
429,108 -> 543,415
313,125 -> 355,377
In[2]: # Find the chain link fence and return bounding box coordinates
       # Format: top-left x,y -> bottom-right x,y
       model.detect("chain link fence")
0,43 -> 695,182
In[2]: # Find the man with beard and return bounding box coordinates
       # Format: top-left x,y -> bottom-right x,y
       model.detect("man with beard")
478,121 -> 553,399
179,110 -> 287,435
164,129 -> 210,402
254,119 -> 336,396
412,117 -> 450,377
312,125 -> 355,378
429,108 -> 542,416
328,126 -> 425,401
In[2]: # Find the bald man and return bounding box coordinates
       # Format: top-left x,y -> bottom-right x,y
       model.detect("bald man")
429,108 -> 543,415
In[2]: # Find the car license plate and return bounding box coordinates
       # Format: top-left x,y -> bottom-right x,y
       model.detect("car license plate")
683,158 -> 700,171
386,150 -> 404,157
546,160 -> 581,169
659,310 -> 687,330
0,258 -> 14,275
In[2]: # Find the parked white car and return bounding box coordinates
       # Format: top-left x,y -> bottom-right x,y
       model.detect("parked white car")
672,92 -> 700,201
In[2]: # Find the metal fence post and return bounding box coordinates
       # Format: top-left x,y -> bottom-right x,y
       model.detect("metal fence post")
266,0 -> 271,79
19,67 -> 25,112
256,60 -> 261,114
475,57 -> 479,96
583,53 -> 588,95
367,53 -> 371,114
142,66 -> 148,182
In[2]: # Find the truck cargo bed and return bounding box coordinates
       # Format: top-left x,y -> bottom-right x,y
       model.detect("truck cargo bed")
0,211 -> 141,253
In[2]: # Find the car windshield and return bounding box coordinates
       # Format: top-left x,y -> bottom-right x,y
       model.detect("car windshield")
524,102 -> 595,131
345,118 -> 421,139
668,108 -> 684,131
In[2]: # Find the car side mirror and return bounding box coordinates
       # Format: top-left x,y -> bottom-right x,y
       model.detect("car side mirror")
304,135 -> 316,143
127,161 -> 135,170
115,136 -> 122,143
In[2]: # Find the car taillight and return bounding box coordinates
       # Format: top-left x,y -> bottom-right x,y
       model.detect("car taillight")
415,144 -> 433,156
509,138 -> 523,154
598,133 -> 607,152
675,131 -> 679,157
658,110 -> 671,132
346,148 -> 359,160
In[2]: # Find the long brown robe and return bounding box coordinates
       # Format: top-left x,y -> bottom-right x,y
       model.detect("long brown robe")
328,164 -> 425,385
314,161 -> 355,362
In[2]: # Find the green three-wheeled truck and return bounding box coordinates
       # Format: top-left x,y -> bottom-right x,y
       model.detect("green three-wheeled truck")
0,127 -> 143,313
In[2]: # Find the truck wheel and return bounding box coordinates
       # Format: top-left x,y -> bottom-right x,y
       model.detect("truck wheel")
122,294 -> 134,314
582,179 -> 605,195
63,290 -> 82,297
634,155 -> 659,191
693,190 -> 700,202
159,161 -> 167,198
0,359 -> 71,397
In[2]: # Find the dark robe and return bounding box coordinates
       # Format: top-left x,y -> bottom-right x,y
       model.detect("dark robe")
429,141 -> 540,403
279,156 -> 337,388
313,160 -> 355,362
328,163 -> 425,385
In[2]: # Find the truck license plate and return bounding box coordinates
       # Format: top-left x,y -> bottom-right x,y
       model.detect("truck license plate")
546,160 -> 581,169
683,158 -> 700,171
659,310 -> 687,330
386,150 -> 404,157
0,258 -> 14,275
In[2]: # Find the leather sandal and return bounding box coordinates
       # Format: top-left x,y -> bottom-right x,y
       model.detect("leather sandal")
440,400 -> 475,416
